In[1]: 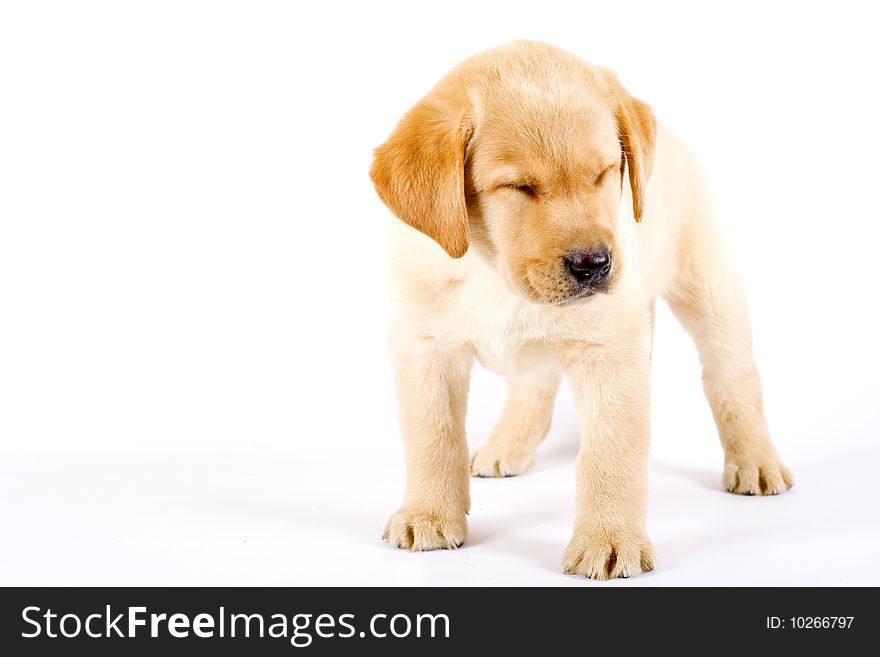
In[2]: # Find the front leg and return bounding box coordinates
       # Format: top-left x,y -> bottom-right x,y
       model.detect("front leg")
560,321 -> 655,579
383,330 -> 473,551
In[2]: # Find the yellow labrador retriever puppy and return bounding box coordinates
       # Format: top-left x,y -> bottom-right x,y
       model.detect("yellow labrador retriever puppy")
370,40 -> 792,579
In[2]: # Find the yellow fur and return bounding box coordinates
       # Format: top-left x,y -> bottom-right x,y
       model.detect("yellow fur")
370,41 -> 792,579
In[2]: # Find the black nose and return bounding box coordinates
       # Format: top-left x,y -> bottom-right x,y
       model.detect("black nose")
565,249 -> 612,286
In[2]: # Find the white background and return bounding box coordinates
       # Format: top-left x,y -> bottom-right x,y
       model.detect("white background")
1,1 -> 878,586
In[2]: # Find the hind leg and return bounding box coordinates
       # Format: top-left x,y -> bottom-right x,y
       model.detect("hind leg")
665,229 -> 793,495
470,369 -> 560,477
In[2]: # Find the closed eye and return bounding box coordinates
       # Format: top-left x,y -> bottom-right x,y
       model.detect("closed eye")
594,163 -> 618,186
502,182 -> 538,197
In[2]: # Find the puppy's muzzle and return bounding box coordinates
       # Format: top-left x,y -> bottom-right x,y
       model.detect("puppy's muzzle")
565,248 -> 612,291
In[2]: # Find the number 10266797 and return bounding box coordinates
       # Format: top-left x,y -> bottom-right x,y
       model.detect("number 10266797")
766,617 -> 854,630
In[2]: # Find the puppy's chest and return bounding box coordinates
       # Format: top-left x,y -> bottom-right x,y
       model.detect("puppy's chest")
472,337 -> 554,377
435,276 -> 579,376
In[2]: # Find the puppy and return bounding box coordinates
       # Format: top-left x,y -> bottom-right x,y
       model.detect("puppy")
369,41 -> 792,579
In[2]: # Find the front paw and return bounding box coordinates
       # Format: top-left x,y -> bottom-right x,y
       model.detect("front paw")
723,458 -> 793,495
382,510 -> 467,551
563,530 -> 655,580
470,444 -> 535,477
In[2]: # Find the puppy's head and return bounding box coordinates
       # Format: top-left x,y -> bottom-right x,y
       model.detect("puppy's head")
370,42 -> 656,305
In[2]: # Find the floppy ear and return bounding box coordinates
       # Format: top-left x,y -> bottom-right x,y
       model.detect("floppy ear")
604,71 -> 657,222
369,91 -> 474,258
